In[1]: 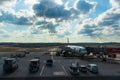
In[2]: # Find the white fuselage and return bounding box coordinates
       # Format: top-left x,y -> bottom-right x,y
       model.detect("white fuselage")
66,45 -> 87,55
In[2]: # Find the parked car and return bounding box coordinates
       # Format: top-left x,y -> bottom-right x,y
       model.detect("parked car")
86,64 -> 99,73
46,59 -> 53,66
69,62 -> 79,75
29,59 -> 40,73
10,54 -> 17,58
34,57 -> 40,59
17,53 -> 26,58
79,65 -> 87,73
24,51 -> 30,54
3,58 -> 18,72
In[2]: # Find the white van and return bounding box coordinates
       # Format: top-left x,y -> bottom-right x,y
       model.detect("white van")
87,64 -> 98,73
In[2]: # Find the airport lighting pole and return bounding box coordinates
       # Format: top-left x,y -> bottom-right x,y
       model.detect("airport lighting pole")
96,35 -> 107,61
67,37 -> 69,45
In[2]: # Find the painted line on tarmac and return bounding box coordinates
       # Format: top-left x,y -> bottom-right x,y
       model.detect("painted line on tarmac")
40,65 -> 45,76
61,65 -> 68,76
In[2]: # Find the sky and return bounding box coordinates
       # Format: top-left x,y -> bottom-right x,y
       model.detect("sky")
0,0 -> 120,43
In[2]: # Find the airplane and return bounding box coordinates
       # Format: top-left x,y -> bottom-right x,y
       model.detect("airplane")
56,45 -> 88,57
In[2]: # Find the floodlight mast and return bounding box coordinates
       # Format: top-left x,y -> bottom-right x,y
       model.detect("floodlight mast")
96,35 -> 107,61
67,37 -> 69,45
96,35 -> 103,48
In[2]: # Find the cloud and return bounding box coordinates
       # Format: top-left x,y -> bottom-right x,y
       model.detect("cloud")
110,0 -> 120,7
77,18 -> 97,37
0,0 -> 97,26
96,7 -> 120,36
33,0 -> 71,20
33,0 -> 58,17
11,26 -> 41,38
16,9 -> 35,18
0,10 -> 32,25
55,23 -> 72,38
57,31 -> 71,38
0,29 -> 7,34
0,0 -> 35,25
74,0 -> 97,14
33,20 -> 73,37
28,26 -> 43,35
97,8 -> 120,27
77,7 -> 120,38
33,0 -> 97,21
0,29 -> 10,38
36,21 -> 58,33
0,22 -> 3,27
100,26 -> 115,36
45,5 -> 71,19
24,0 -> 39,6
0,0 -> 16,8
